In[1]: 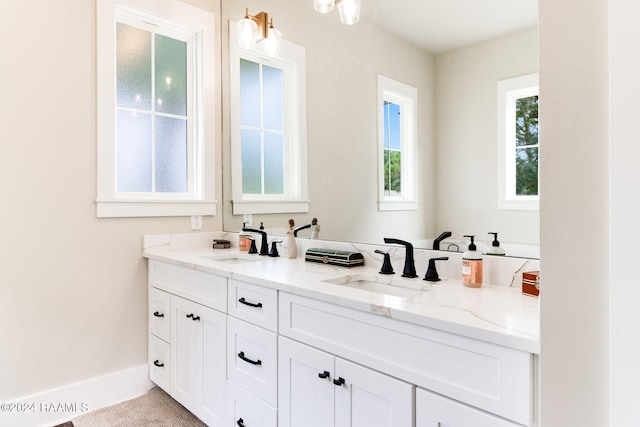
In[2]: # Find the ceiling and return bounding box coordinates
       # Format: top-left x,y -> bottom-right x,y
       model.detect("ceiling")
361,0 -> 538,54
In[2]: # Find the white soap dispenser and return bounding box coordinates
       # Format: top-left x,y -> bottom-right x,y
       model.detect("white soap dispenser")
486,232 -> 506,256
462,235 -> 483,288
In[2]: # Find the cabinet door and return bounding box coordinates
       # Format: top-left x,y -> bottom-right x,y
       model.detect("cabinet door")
416,388 -> 521,427
199,303 -> 227,426
171,296 -> 200,410
335,358 -> 414,427
278,337 -> 335,427
171,295 -> 226,426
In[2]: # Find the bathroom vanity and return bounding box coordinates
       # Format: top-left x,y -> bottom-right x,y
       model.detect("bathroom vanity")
144,233 -> 539,427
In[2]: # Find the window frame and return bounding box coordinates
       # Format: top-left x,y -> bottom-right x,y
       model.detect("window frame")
96,0 -> 217,218
377,75 -> 419,211
497,73 -> 539,211
229,22 -> 309,215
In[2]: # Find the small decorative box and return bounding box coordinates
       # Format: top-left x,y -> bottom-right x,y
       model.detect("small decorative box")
212,239 -> 231,249
522,271 -> 540,297
305,248 -> 365,267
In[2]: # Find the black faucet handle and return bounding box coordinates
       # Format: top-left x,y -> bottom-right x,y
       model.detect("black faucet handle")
424,257 -> 449,282
248,237 -> 258,254
269,240 -> 281,257
375,250 -> 395,275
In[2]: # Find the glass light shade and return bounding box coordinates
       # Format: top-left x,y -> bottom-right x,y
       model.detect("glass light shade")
314,0 -> 335,14
236,17 -> 258,49
338,0 -> 361,25
263,26 -> 282,57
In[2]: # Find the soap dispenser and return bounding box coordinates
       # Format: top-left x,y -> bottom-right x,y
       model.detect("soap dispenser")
487,232 -> 506,256
462,235 -> 483,288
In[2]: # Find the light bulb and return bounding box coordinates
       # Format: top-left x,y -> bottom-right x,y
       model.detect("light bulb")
263,24 -> 282,57
236,16 -> 258,49
313,0 -> 334,14
338,0 -> 361,25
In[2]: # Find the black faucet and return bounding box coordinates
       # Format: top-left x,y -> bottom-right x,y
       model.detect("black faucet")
293,224 -> 311,237
242,227 -> 269,256
432,231 -> 452,251
383,238 -> 417,278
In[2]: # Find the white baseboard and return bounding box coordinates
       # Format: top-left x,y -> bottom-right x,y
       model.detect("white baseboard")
1,364 -> 154,427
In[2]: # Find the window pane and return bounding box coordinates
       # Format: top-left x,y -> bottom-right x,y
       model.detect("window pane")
384,150 -> 401,196
240,59 -> 261,128
155,34 -> 187,116
117,110 -> 152,192
155,116 -> 187,193
241,129 -> 262,194
262,65 -> 284,131
264,132 -> 284,194
516,95 -> 539,147
116,23 -> 152,110
383,101 -> 401,150
516,147 -> 538,196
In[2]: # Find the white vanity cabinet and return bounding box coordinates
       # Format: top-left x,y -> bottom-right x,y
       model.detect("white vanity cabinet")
278,337 -> 414,427
147,258 -> 536,427
279,292 -> 534,427
147,260 -> 227,427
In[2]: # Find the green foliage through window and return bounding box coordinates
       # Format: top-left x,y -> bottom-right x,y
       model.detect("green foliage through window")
515,95 -> 539,196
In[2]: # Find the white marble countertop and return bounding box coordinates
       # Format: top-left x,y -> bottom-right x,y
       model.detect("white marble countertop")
143,233 -> 540,354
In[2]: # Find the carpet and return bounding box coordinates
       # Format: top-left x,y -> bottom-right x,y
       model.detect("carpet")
71,387 -> 207,427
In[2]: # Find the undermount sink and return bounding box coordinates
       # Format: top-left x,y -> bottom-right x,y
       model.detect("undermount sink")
322,274 -> 431,298
200,255 -> 259,264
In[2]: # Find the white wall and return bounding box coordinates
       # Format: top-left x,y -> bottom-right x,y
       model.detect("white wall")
221,0 -> 436,245
434,26 -> 539,247
539,0 -> 610,424
0,0 -> 222,402
609,0 -> 640,425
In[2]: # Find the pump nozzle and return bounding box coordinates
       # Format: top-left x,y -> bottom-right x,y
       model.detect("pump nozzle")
463,235 -> 476,251
488,232 -> 500,247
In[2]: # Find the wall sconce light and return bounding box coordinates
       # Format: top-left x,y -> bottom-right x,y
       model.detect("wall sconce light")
237,8 -> 281,57
313,0 -> 361,25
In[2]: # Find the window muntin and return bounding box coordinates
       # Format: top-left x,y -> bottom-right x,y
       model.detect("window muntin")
497,73 -> 539,211
377,75 -> 418,211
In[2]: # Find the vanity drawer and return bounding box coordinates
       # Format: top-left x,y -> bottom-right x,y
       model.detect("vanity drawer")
148,334 -> 170,392
226,380 -> 277,427
228,279 -> 278,332
227,316 -> 278,406
279,292 -> 532,426
417,388 -> 521,427
149,260 -> 227,312
149,287 -> 170,342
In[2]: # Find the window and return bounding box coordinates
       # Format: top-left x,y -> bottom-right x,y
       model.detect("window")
229,24 -> 308,215
96,0 -> 217,217
377,75 -> 418,211
497,73 -> 539,210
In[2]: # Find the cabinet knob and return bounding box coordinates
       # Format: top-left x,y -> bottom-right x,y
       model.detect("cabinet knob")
333,377 -> 346,386
238,351 -> 262,366
238,297 -> 263,308
153,360 -> 164,367
236,418 -> 245,427
318,371 -> 331,379
153,311 -> 164,318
